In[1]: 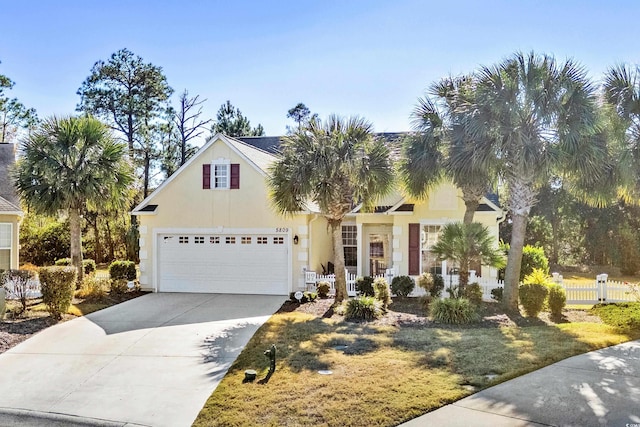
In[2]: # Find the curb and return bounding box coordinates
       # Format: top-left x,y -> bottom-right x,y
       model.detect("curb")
0,408 -> 150,427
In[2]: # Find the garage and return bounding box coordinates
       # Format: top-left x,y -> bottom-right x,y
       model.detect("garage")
157,232 -> 289,294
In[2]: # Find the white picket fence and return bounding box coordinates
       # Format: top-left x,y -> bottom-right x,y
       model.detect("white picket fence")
305,270 -> 392,296
454,273 -> 638,304
304,270 -> 639,304
3,277 -> 42,299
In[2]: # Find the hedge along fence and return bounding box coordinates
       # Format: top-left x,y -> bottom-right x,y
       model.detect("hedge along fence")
38,266 -> 77,320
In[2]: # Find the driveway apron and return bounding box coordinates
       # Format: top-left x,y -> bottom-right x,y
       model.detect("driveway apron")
0,293 -> 284,427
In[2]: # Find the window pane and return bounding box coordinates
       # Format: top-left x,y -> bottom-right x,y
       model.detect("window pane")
344,247 -> 357,267
0,224 -> 11,248
342,225 -> 357,246
214,164 -> 228,188
421,225 -> 442,274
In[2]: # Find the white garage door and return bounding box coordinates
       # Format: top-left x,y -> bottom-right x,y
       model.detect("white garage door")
158,232 -> 289,294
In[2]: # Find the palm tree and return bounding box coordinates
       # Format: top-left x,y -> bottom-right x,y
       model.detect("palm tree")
14,116 -> 133,282
268,115 -> 394,303
401,75 -> 494,224
602,64 -> 640,201
431,222 -> 505,292
461,52 -> 604,311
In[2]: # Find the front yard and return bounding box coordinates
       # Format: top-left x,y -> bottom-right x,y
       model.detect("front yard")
194,297 -> 640,427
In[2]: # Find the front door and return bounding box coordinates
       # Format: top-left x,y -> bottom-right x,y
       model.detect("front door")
368,232 -> 391,276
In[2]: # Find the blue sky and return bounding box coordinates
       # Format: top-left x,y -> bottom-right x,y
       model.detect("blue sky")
2,0 -> 639,145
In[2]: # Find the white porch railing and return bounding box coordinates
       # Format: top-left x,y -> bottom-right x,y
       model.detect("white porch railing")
305,269 -> 394,296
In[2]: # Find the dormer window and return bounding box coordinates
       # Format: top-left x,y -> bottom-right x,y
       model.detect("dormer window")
203,159 -> 240,190
214,162 -> 229,189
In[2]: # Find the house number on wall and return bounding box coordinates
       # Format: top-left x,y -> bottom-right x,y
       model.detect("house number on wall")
275,228 -> 289,233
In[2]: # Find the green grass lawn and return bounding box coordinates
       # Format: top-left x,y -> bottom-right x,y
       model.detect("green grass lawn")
193,301 -> 640,427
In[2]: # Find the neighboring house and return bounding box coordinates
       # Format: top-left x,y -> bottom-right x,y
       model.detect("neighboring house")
132,133 -> 503,295
0,144 -> 23,270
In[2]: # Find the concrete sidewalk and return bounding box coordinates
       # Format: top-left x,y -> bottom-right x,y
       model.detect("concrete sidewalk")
0,293 -> 285,427
401,339 -> 640,426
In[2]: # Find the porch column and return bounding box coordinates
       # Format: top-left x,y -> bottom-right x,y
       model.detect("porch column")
392,225 -> 402,275
356,223 -> 363,277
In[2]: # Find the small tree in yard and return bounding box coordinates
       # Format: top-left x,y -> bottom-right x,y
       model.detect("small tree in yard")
431,222 -> 505,294
2,270 -> 37,315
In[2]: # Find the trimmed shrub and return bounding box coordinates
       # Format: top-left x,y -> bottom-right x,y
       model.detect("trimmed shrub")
110,279 -> 129,295
462,283 -> 483,306
2,269 -> 37,314
109,260 -> 137,281
373,277 -> 391,309
55,258 -> 70,266
417,272 -> 444,297
39,266 -> 77,320
520,245 -> 549,281
430,298 -> 478,324
519,283 -> 549,318
547,284 -> 566,318
491,287 -> 503,302
344,296 -> 383,321
76,276 -> 109,301
355,276 -> 375,296
391,276 -> 415,297
316,281 -> 330,298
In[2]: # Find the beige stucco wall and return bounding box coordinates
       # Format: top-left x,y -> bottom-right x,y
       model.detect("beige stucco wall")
137,138 -> 308,291
0,214 -> 22,269
307,182 -> 503,279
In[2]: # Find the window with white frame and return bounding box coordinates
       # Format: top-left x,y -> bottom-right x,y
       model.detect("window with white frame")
212,159 -> 230,189
342,225 -> 357,270
421,225 -> 442,274
0,223 -> 11,271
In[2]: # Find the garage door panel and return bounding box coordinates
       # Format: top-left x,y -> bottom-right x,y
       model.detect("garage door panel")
158,233 -> 288,294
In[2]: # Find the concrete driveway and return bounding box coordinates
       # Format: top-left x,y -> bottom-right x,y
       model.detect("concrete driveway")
0,293 -> 285,427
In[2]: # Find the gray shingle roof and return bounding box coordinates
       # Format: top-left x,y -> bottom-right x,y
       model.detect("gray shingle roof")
0,195 -> 20,212
237,132 -> 408,158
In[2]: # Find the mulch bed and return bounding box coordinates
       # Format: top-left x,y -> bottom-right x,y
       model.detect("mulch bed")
278,296 -> 603,328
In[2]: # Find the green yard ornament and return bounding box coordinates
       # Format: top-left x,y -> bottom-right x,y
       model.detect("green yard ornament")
258,344 -> 277,384
265,344 -> 276,374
